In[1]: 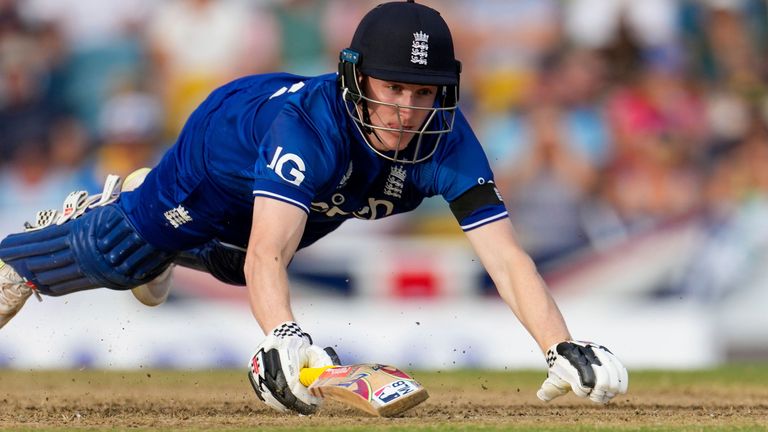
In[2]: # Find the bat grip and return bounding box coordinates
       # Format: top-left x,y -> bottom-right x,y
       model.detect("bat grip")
299,365 -> 333,387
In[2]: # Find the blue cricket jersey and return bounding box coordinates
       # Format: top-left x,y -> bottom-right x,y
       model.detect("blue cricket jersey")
119,73 -> 508,252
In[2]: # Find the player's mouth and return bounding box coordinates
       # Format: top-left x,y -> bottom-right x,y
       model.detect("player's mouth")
387,123 -> 416,132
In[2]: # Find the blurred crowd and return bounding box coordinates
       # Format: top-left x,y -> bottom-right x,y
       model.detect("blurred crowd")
1,0 -> 768,281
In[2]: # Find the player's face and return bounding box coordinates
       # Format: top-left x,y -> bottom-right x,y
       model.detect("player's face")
361,77 -> 438,152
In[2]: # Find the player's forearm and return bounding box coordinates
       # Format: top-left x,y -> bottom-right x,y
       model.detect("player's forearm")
466,221 -> 571,352
493,250 -> 571,353
244,250 -> 295,333
246,198 -> 308,333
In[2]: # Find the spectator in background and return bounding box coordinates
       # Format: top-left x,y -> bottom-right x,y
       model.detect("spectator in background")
689,1 -> 768,162
675,120 -> 768,301
603,52 -> 706,229
0,1 -> 55,161
704,88 -> 753,158
20,0 -> 152,133
475,49 -> 616,263
147,0 -> 280,136
551,50 -> 613,169
694,0 -> 766,91
0,143 -> 78,237
48,116 -> 91,180
272,0 -> 328,75
565,0 -> 679,49
32,21 -> 71,118
76,83 -> 164,192
442,0 -> 561,115
0,0 -> 85,233
320,0 -> 370,66
502,102 -> 598,268
19,0 -> 152,45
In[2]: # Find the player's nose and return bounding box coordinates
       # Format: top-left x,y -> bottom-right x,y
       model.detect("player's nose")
396,100 -> 415,123
396,109 -> 414,128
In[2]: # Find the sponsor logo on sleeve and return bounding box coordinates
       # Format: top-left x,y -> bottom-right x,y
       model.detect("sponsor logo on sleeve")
267,146 -> 306,186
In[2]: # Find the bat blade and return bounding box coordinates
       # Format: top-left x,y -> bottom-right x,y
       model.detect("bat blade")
300,364 -> 428,417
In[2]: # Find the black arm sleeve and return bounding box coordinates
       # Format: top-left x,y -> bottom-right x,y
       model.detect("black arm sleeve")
448,183 -> 504,223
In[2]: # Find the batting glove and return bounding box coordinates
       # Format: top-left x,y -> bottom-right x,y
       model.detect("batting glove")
537,340 -> 628,404
247,321 -> 334,415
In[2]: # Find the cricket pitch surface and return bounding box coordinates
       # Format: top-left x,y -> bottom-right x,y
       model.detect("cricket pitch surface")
1,366 -> 767,431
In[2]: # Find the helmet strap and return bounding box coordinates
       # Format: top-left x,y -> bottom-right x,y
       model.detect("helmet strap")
356,75 -> 375,135
359,99 -> 374,135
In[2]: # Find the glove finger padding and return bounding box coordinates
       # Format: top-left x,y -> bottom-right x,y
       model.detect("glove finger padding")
588,350 -> 612,404
610,349 -> 629,395
536,374 -> 570,402
248,321 -> 333,415
538,341 -> 628,404
591,348 -> 618,400
594,346 -> 629,395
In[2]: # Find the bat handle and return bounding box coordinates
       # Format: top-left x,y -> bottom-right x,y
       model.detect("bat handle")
299,365 -> 333,387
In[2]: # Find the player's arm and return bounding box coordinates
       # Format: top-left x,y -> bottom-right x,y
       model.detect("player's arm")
244,94 -> 357,414
244,196 -> 306,331
244,196 -> 334,415
464,218 -> 628,404
446,180 -> 565,346
447,178 -> 628,404
464,218 -> 570,352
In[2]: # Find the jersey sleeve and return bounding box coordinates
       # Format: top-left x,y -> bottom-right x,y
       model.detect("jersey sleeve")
252,104 -> 338,213
433,110 -> 509,231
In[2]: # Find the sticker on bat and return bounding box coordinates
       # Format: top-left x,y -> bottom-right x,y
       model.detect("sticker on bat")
374,379 -> 418,405
323,366 -> 352,378
336,372 -> 373,401
377,365 -> 412,380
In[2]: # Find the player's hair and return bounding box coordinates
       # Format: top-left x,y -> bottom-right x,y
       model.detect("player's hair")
338,1 -> 461,164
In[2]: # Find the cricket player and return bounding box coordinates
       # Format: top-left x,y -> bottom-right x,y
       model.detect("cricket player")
0,1 -> 627,414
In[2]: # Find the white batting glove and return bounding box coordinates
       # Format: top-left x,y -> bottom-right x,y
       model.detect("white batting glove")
247,321 -> 333,415
537,340 -> 628,404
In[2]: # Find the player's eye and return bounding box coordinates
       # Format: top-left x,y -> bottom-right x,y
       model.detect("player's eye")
416,88 -> 434,97
386,85 -> 403,93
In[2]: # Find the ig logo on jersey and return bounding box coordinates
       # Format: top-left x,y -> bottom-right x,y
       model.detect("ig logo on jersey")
267,146 -> 306,186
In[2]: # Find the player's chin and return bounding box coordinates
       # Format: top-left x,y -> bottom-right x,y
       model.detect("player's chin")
382,131 -> 415,151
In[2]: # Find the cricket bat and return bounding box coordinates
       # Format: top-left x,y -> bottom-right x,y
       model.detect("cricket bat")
299,364 -> 429,417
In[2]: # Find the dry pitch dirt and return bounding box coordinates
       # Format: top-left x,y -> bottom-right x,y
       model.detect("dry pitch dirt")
1,369 -> 767,430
